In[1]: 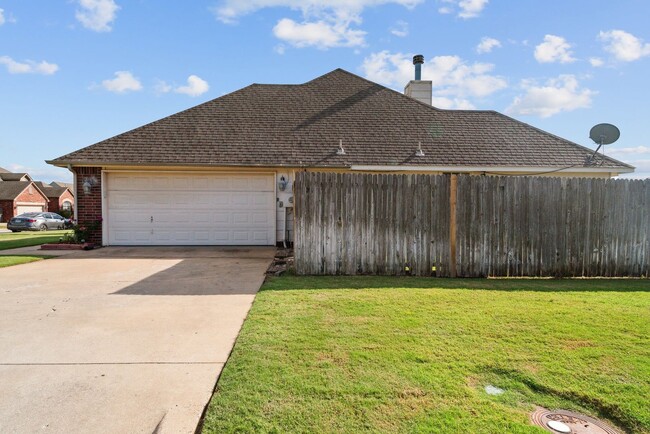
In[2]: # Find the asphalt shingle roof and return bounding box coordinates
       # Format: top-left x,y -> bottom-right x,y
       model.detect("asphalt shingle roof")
49,69 -> 632,170
34,182 -> 70,199
0,173 -> 30,181
0,182 -> 32,200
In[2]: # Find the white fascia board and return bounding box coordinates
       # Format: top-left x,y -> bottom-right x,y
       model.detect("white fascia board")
349,165 -> 634,174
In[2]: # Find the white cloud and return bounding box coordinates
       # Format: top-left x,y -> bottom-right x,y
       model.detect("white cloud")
608,146 -> 650,155
153,79 -> 172,95
273,17 -> 365,48
76,0 -> 119,32
506,75 -> 595,118
274,44 -> 286,55
360,50 -> 507,109
212,1 -> 421,49
212,0 -> 422,23
101,71 -> 142,93
534,35 -> 576,64
435,0 -> 488,18
589,57 -> 604,67
458,0 -> 488,18
0,56 -> 59,75
390,20 -> 408,37
174,75 -> 210,97
476,37 -> 501,54
598,29 -> 650,62
0,8 -> 5,26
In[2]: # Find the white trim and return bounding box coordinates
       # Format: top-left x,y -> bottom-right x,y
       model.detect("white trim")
101,170 -> 107,246
72,171 -> 78,221
15,202 -> 47,206
349,165 -> 634,174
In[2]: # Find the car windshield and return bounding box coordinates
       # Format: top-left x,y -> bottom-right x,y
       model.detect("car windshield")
16,213 -> 39,218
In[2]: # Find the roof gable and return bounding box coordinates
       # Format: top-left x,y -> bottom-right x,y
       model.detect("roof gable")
49,69 -> 633,171
34,181 -> 71,198
0,181 -> 47,201
0,172 -> 32,182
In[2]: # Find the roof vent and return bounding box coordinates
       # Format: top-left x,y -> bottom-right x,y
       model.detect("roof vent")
415,142 -> 425,157
413,54 -> 424,80
336,139 -> 346,155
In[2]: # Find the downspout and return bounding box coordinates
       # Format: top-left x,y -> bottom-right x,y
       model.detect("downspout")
67,164 -> 77,222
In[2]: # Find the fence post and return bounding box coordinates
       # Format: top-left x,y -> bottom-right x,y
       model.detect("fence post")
449,174 -> 458,277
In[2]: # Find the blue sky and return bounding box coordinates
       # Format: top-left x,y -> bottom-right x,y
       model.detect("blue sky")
1,0 -> 649,182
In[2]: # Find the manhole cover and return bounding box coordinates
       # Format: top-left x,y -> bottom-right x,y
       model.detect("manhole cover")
530,408 -> 621,434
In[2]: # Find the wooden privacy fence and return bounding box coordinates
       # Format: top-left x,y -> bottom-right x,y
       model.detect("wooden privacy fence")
294,172 -> 650,277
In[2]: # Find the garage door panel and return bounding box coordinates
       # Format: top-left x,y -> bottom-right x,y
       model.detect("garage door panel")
107,173 -> 275,246
16,205 -> 46,215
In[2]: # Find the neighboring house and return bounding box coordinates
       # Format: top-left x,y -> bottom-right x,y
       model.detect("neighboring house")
34,181 -> 75,214
47,64 -> 634,247
0,181 -> 49,223
0,167 -> 74,222
0,169 -> 33,183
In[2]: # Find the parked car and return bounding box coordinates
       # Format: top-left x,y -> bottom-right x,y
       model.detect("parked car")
7,212 -> 68,232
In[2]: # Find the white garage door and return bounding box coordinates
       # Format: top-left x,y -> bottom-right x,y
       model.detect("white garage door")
106,172 -> 275,246
16,204 -> 45,215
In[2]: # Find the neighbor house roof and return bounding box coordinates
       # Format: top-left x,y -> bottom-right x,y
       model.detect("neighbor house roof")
49,69 -> 633,172
0,172 -> 32,182
34,181 -> 72,199
0,181 -> 46,201
50,181 -> 74,191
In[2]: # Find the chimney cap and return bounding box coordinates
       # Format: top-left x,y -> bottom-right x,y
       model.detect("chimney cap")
413,54 -> 424,65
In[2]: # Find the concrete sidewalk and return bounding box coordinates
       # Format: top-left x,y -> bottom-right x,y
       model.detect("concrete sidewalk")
0,246 -> 275,434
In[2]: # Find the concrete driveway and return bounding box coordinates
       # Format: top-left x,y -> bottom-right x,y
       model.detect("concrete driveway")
0,246 -> 275,434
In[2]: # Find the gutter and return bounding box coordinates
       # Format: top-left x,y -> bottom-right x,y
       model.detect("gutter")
349,165 -> 635,175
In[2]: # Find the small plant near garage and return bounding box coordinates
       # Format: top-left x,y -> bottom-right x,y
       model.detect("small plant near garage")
42,217 -> 102,250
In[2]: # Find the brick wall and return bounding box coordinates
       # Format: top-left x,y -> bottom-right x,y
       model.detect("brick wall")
48,189 -> 75,213
14,184 -> 49,209
74,167 -> 103,245
0,200 -> 12,223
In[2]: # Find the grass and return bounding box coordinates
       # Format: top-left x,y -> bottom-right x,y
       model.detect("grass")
203,276 -> 650,434
0,230 -> 72,251
0,255 -> 53,268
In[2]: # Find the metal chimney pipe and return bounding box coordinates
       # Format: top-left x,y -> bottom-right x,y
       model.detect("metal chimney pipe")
413,54 -> 424,80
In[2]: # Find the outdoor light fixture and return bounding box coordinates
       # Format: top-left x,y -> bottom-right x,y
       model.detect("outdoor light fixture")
82,176 -> 98,195
278,175 -> 288,191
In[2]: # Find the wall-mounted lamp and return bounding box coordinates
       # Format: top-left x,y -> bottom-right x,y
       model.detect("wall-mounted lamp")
82,176 -> 98,195
278,175 -> 288,192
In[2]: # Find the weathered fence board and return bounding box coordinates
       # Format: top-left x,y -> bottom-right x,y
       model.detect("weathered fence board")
294,172 -> 650,277
294,172 -> 451,276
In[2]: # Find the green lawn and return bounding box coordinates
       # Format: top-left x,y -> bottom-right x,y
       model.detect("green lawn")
203,276 -> 650,434
0,230 -> 72,251
0,255 -> 53,268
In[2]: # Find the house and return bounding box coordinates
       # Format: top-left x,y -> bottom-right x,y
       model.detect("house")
0,167 -> 75,222
34,182 -> 75,215
47,61 -> 634,247
0,174 -> 49,222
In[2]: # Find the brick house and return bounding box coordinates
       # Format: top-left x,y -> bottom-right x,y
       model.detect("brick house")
47,65 -> 634,247
34,182 -> 75,214
0,181 -> 49,223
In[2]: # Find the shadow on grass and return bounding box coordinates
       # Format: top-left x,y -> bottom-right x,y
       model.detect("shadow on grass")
262,275 -> 650,293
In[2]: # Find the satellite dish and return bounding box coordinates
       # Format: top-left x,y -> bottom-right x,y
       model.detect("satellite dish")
589,123 -> 620,145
